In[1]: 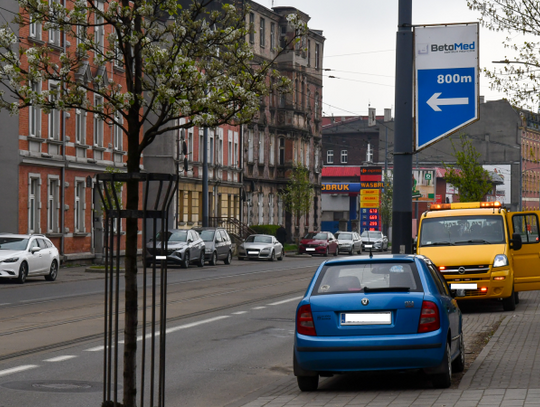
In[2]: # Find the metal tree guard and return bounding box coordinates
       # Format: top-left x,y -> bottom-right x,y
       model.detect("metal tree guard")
96,172 -> 178,407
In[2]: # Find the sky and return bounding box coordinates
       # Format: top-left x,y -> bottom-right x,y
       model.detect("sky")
253,0 -> 528,118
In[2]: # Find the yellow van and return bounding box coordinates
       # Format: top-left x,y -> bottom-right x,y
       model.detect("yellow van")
416,201 -> 540,311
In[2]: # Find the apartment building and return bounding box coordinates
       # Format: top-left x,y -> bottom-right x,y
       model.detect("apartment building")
0,0 -> 133,263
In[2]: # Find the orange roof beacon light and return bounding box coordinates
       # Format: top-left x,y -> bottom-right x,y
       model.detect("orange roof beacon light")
429,201 -> 502,211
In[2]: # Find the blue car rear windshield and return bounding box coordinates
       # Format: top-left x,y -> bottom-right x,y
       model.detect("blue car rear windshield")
312,262 -> 422,295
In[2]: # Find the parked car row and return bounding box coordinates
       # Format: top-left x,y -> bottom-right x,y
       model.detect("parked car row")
299,230 -> 389,256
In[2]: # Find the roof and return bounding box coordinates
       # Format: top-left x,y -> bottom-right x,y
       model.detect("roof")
321,167 -> 361,177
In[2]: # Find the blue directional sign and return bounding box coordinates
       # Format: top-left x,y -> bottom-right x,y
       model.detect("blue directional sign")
414,24 -> 479,151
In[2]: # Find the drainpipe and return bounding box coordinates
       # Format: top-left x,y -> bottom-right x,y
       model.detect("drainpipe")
60,0 -> 67,261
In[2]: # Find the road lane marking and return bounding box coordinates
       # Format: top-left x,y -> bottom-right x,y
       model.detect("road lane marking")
252,306 -> 266,310
0,303 -> 11,306
165,316 -> 230,334
0,365 -> 39,377
232,311 -> 248,315
267,296 -> 303,306
44,355 -> 77,362
84,346 -> 104,352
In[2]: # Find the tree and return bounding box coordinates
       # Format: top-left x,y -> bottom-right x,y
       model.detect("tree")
468,0 -> 540,109
282,165 -> 314,245
443,135 -> 493,202
380,172 -> 393,237
0,1 -> 305,405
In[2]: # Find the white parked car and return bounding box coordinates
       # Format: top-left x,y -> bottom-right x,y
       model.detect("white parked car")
238,234 -> 284,261
335,231 -> 362,255
0,234 -> 60,284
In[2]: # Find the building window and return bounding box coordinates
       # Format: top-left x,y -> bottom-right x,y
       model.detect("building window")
248,129 -> 254,163
29,81 -> 41,137
327,150 -> 334,164
258,192 -> 264,225
269,134 -> 275,166
199,129 -> 204,163
258,132 -> 264,163
277,195 -> 283,225
95,1 -> 105,54
47,177 -> 60,233
228,130 -> 233,167
49,0 -> 60,46
217,128 -> 223,165
315,43 -> 320,69
29,14 -> 41,40
74,181 -> 85,233
75,108 -> 86,144
93,95 -> 104,147
260,17 -> 265,47
249,12 -> 255,43
270,22 -> 276,50
278,137 -> 285,165
341,150 -> 348,164
307,39 -> 311,66
188,130 -> 193,160
114,111 -> 123,150
269,194 -> 274,225
366,143 -> 373,162
48,81 -> 60,140
233,132 -> 239,168
28,176 -> 40,234
209,129 -> 214,164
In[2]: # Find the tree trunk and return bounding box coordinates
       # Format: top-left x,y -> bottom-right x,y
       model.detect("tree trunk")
123,131 -> 140,407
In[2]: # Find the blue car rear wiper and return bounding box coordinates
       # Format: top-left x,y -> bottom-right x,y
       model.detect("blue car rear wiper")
363,286 -> 410,292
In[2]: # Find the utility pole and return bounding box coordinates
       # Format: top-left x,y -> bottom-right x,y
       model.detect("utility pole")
203,127 -> 209,227
391,0 -> 413,254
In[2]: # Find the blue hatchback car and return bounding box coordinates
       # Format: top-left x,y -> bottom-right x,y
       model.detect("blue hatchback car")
294,254 -> 464,391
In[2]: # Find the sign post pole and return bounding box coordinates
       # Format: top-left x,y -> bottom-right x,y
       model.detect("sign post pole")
391,0 -> 414,254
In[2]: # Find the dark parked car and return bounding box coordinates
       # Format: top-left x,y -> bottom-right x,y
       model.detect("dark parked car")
192,227 -> 233,265
146,229 -> 205,268
298,232 -> 338,256
294,254 -> 464,391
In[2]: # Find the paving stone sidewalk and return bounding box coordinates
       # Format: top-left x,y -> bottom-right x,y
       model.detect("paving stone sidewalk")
234,291 -> 540,407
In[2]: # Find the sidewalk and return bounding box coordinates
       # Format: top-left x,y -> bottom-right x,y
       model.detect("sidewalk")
234,291 -> 540,407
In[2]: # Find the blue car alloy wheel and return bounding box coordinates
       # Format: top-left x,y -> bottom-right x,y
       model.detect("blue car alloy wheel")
293,255 -> 463,391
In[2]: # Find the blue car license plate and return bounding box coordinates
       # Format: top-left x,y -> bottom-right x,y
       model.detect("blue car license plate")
340,312 -> 392,326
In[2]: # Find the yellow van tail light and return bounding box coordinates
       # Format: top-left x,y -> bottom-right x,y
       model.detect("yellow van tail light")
429,201 -> 502,211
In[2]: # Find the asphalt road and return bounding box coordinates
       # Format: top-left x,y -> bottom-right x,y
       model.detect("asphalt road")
0,254 -> 331,406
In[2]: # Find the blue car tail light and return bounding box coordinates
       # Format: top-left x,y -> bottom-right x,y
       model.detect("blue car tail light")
417,301 -> 440,333
297,304 -> 317,336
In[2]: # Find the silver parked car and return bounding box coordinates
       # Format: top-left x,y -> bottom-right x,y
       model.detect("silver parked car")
335,231 -> 362,255
192,227 -> 233,265
361,230 -> 389,252
0,234 -> 60,284
146,229 -> 205,268
238,234 -> 284,261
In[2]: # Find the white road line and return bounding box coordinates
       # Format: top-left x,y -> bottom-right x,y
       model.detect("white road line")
252,306 -> 266,310
0,365 -> 39,377
44,355 -> 77,362
84,346 -> 105,352
0,303 -> 11,306
267,296 -> 303,306
165,316 -> 230,334
232,311 -> 248,315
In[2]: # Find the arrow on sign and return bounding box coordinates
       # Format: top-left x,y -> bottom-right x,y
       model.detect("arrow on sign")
427,93 -> 469,112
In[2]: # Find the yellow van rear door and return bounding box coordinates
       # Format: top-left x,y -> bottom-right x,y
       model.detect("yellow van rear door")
507,211 -> 540,291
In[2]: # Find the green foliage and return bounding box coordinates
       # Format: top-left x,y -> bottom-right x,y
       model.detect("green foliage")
282,165 -> 314,219
380,172 -> 393,232
468,0 -> 540,109
443,135 -> 493,202
100,167 -> 124,213
251,224 -> 280,236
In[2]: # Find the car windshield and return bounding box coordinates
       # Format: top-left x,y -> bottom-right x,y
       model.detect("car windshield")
419,216 -> 505,247
304,232 -> 328,240
336,233 -> 352,240
361,231 -> 382,239
156,230 -> 187,242
0,237 -> 29,250
313,262 -> 422,295
199,230 -> 215,242
246,235 -> 272,243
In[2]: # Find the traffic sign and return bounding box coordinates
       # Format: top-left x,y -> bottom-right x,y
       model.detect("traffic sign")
414,23 -> 479,151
